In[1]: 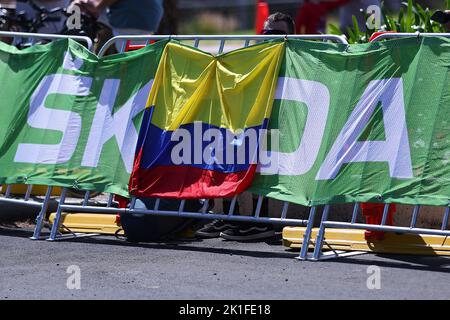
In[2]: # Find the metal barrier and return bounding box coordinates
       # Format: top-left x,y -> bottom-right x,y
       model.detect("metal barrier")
308,203 -> 450,261
1,185 -> 43,208
7,32 -> 447,264
0,31 -> 92,238
98,34 -> 348,57
55,190 -> 310,240
37,34 -> 347,242
0,31 -> 93,50
370,31 -> 450,42
302,31 -> 450,261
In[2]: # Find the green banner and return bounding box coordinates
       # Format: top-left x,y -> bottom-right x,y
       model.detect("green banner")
251,37 -> 450,207
0,39 -> 165,197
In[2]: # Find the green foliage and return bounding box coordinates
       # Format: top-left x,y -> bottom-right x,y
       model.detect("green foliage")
330,0 -> 447,44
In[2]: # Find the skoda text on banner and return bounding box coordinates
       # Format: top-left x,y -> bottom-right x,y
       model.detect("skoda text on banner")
0,39 -> 166,197
251,37 -> 450,207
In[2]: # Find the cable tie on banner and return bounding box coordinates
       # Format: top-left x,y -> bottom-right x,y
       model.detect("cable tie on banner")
416,31 -> 421,43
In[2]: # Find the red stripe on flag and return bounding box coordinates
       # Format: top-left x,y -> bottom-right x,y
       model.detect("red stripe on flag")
129,164 -> 257,199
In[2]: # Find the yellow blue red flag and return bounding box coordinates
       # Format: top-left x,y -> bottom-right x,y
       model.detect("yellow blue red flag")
129,40 -> 284,198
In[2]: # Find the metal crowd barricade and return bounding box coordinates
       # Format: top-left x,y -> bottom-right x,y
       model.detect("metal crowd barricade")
0,31 -> 92,238
38,33 -> 450,264
8,32 -> 449,264
308,203 -> 450,261
39,34 -> 348,243
302,32 -> 450,261
98,34 -> 348,57
0,31 -> 93,50
370,31 -> 450,42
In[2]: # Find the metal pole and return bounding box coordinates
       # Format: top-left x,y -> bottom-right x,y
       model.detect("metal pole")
201,199 -> 210,214
0,31 -> 93,50
298,206 -> 317,260
281,202 -> 289,219
312,205 -> 331,260
442,206 -> 450,231
98,34 -> 348,57
371,32 -> 450,42
82,190 -> 90,207
410,205 -> 420,229
218,39 -> 225,54
194,39 -> 200,48
254,195 -> 263,218
24,184 -> 33,201
324,221 -> 450,237
130,196 -> 137,209
4,184 -> 11,198
120,40 -> 127,53
380,204 -> 390,225
228,195 -> 237,215
47,188 -> 67,241
107,193 -> 113,207
351,203 -> 359,223
178,200 -> 185,214
30,186 -> 53,240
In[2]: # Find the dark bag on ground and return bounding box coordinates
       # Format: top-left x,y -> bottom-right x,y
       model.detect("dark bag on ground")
120,198 -> 203,242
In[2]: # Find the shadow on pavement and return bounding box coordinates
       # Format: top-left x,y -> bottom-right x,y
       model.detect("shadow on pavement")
2,226 -> 450,270
0,226 -> 298,260
316,253 -> 450,273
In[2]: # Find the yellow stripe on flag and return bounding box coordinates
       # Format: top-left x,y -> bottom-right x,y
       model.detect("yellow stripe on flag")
146,40 -> 285,132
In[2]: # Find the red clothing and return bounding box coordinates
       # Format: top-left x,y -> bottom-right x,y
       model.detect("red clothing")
361,203 -> 396,241
296,0 -> 349,34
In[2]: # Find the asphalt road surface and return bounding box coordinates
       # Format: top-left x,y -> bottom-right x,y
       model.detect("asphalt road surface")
1,225 -> 450,300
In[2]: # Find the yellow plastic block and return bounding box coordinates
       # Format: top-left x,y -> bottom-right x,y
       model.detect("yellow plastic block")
1,184 -> 62,196
283,226 -> 450,256
49,213 -> 123,235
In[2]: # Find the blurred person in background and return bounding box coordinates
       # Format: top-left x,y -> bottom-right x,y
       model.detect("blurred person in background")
157,0 -> 177,34
71,0 -> 163,53
0,0 -> 69,34
72,0 -> 164,37
295,0 -> 349,34
261,11 -> 294,34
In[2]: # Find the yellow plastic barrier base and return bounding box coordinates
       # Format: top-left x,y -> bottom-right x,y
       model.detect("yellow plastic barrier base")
49,213 -> 123,235
283,227 -> 450,256
2,184 -> 61,196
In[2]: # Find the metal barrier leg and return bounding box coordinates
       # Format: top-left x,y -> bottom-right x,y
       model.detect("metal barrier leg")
24,184 -> 33,201
30,186 -> 53,240
47,188 -> 67,241
298,206 -> 317,260
309,203 -> 367,261
311,205 -> 330,260
4,184 -> 12,198
442,206 -> 449,231
47,188 -> 100,241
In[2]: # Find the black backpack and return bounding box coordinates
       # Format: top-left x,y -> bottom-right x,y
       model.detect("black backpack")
120,198 -> 204,242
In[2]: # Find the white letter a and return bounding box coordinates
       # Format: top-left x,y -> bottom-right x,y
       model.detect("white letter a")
316,78 -> 413,180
